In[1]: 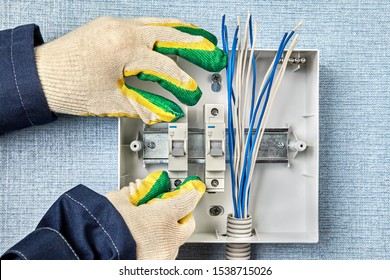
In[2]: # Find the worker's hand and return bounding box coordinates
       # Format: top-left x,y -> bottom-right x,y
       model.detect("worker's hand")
106,171 -> 205,259
35,16 -> 227,124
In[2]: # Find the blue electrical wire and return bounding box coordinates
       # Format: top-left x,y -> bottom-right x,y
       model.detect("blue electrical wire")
245,31 -> 294,173
236,33 -> 288,217
240,29 -> 296,217
240,31 -> 296,216
222,17 -> 236,215
221,15 -> 229,54
229,29 -> 239,217
223,15 -> 240,217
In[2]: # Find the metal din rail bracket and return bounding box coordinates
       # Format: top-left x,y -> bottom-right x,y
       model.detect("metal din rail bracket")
142,126 -> 289,165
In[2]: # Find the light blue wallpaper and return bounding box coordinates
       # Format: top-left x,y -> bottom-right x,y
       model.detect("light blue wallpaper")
1,0 -> 389,259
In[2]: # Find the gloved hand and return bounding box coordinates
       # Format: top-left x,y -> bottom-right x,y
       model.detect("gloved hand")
35,16 -> 227,124
106,170 -> 205,259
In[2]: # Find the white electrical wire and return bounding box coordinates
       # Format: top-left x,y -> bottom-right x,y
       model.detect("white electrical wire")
237,20 -> 257,207
232,14 -> 251,199
243,35 -> 299,215
232,17 -> 241,209
243,21 -> 257,116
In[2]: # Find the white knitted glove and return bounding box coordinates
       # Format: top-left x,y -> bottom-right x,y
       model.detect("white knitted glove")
106,171 -> 205,259
35,16 -> 226,124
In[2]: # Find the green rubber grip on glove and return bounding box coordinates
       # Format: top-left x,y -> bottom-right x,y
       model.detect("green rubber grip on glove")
151,23 -> 227,72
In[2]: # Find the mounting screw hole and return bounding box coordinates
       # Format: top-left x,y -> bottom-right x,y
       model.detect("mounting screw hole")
130,140 -> 143,152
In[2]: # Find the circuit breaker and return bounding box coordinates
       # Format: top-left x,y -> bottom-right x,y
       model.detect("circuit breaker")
168,108 -> 188,187
204,104 -> 225,192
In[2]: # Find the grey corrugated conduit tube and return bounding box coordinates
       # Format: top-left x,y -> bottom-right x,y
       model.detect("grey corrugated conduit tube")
226,214 -> 252,260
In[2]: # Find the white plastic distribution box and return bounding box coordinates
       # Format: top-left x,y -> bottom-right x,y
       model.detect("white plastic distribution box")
119,49 -> 319,243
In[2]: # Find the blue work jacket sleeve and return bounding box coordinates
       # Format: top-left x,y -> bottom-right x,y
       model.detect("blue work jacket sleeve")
1,185 -> 136,260
0,24 -> 56,135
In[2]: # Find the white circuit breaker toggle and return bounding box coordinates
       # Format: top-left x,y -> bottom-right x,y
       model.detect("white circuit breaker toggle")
168,107 -> 188,187
204,104 -> 226,192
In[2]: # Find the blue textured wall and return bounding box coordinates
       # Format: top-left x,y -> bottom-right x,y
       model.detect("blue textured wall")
0,0 -> 389,259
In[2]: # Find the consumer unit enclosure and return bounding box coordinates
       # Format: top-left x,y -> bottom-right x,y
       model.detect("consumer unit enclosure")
119,49 -> 319,243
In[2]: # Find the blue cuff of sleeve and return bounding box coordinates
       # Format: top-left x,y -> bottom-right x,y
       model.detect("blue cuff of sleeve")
0,24 -> 56,134
2,185 -> 136,260
2,228 -> 80,260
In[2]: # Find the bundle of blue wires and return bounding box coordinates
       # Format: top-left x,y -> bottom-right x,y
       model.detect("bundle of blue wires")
222,15 -> 296,219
